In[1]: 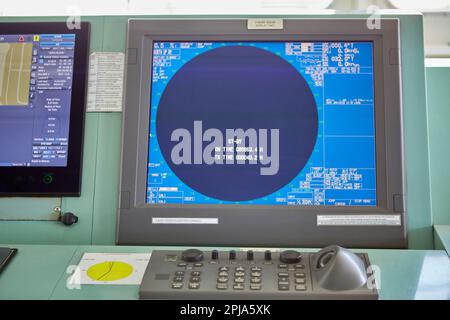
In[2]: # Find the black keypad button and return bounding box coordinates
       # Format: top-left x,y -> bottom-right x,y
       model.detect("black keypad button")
295,278 -> 306,284
251,267 -> 262,272
189,282 -> 200,289
278,281 -> 290,286
250,277 -> 261,284
278,272 -> 289,277
234,277 -> 245,283
278,264 -> 288,269
219,266 -> 229,272
190,276 -> 201,282
234,271 -> 245,277
295,284 -> 307,291
216,283 -> 228,290
175,271 -> 185,276
295,264 -> 305,269
235,266 -> 245,272
278,284 -> 290,291
173,276 -> 184,282
250,284 -> 262,290
217,277 -> 228,283
218,271 -> 228,277
191,271 -> 201,276
251,271 -> 261,277
233,283 -> 244,290
171,282 -> 183,289
295,272 -> 306,278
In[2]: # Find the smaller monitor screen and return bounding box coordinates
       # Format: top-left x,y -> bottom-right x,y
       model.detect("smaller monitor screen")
0,33 -> 75,167
147,41 -> 376,207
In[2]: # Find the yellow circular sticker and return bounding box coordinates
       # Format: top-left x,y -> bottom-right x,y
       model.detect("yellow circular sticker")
87,261 -> 133,282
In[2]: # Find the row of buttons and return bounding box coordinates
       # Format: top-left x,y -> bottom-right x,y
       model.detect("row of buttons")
278,271 -> 307,291
177,262 -> 203,270
216,266 -> 263,291
217,283 -> 263,291
171,270 -> 202,290
211,249 -> 273,262
278,264 -> 305,270
218,266 -> 262,272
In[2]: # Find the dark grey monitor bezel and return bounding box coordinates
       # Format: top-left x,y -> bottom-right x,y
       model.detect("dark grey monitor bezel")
118,19 -> 406,248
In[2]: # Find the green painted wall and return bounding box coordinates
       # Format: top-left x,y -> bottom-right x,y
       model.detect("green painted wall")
0,13 -> 435,249
426,63 -> 450,227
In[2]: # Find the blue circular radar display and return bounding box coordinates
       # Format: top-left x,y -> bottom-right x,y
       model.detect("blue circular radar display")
156,45 -> 318,202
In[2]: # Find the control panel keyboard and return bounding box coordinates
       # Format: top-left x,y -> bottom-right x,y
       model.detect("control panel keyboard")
139,247 -> 378,299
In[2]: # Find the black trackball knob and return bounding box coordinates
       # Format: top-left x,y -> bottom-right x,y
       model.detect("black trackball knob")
211,250 -> 219,260
229,250 -> 236,260
181,249 -> 204,263
280,250 -> 302,264
264,250 -> 272,261
247,250 -> 254,261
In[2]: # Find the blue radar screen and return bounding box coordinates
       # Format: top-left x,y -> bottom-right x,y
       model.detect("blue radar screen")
156,45 -> 318,202
148,42 -> 376,207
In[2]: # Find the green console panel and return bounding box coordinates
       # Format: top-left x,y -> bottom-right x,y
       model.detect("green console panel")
1,245 -> 450,300
426,60 -> 450,227
0,12 -> 434,249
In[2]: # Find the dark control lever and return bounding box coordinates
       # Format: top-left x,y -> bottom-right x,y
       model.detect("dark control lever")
280,250 -> 302,264
182,249 -> 204,262
59,212 -> 78,226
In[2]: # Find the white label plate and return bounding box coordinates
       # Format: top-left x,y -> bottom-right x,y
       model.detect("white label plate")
247,19 -> 283,30
317,215 -> 401,226
87,52 -> 125,112
152,217 -> 219,224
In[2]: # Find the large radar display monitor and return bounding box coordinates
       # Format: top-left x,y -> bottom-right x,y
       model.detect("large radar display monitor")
0,23 -> 89,196
119,19 -> 406,248
149,41 -> 375,206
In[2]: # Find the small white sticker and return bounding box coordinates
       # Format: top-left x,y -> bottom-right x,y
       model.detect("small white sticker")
317,215 -> 401,226
152,217 -> 218,225
87,52 -> 125,112
247,19 -> 283,30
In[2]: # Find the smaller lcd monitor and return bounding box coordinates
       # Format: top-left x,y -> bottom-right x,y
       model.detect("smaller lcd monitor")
0,22 -> 90,196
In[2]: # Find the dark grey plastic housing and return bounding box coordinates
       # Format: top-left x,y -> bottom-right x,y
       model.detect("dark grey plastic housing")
117,19 -> 406,248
